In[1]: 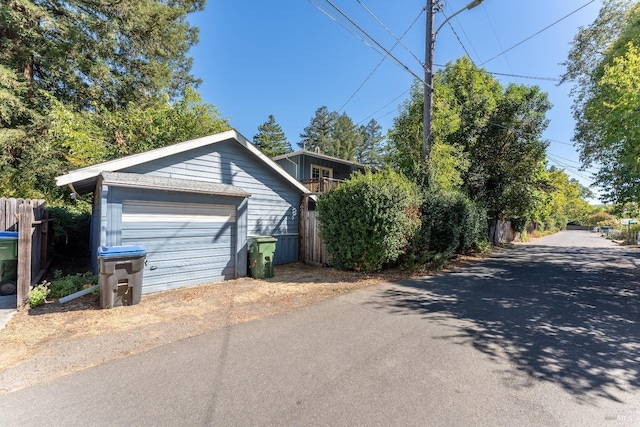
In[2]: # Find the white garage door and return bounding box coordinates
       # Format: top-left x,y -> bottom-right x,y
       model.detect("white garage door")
121,200 -> 237,293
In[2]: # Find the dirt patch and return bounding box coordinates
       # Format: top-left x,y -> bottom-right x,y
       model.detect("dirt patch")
0,257 -> 484,394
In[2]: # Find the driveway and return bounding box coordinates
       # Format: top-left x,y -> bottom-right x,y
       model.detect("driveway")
0,294 -> 16,331
0,231 -> 638,426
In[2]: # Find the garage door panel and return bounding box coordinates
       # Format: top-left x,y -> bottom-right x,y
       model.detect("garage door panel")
140,250 -> 235,266
122,221 -> 233,231
123,234 -> 235,252
143,264 -> 235,284
121,200 -> 237,293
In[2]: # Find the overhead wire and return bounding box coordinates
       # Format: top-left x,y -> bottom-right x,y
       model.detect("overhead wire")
356,88 -> 410,125
480,0 -> 597,66
338,9 -> 424,113
441,9 -> 475,64
481,3 -> 515,73
311,0 -> 592,171
356,0 -> 424,67
450,12 -> 482,64
307,0 -> 383,54
321,0 -> 426,84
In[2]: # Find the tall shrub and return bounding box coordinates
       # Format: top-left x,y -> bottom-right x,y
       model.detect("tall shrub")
317,169 -> 421,272
411,191 -> 487,263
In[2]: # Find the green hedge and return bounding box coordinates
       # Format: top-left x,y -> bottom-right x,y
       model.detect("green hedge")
317,169 -> 421,272
410,191 -> 487,263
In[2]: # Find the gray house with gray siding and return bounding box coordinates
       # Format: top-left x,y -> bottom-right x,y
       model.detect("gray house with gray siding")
272,150 -> 368,193
56,130 -> 310,294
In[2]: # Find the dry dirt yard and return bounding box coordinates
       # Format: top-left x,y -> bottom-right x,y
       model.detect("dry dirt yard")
0,258 -> 482,395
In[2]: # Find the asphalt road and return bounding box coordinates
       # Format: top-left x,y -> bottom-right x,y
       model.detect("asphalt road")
1,231 -> 639,426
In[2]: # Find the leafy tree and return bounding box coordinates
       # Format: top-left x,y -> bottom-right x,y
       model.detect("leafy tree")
357,119 -> 385,168
532,167 -> 593,230
253,115 -> 291,157
8,88 -> 230,199
471,83 -> 551,226
586,210 -> 616,227
562,0 -> 640,203
0,0 -> 207,200
386,79 -> 462,188
330,113 -> 360,161
299,106 -> 337,154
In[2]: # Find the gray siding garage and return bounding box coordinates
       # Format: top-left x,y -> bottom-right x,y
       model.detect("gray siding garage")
56,130 -> 309,293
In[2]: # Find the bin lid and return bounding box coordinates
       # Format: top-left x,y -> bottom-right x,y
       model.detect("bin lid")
0,231 -> 18,240
248,235 -> 277,243
98,245 -> 147,258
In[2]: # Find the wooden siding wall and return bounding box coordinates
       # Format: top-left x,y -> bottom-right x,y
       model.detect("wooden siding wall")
121,139 -> 300,265
296,155 -> 363,182
0,198 -> 51,304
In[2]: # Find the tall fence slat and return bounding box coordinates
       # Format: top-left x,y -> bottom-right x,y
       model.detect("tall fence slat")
17,203 -> 33,304
1,198 -> 51,305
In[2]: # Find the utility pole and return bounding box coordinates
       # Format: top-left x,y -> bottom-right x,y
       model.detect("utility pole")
423,0 -> 435,162
423,0 -> 483,162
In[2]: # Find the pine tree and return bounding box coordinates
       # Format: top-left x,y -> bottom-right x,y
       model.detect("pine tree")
331,113 -> 360,161
299,106 -> 337,154
357,119 -> 385,168
253,115 -> 291,157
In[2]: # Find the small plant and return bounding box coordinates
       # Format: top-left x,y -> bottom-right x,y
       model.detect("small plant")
28,283 -> 50,308
427,249 -> 455,271
475,239 -> 492,254
49,271 -> 98,298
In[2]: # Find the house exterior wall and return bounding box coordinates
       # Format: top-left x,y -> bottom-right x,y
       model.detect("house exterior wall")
117,139 -> 300,264
275,154 -> 364,182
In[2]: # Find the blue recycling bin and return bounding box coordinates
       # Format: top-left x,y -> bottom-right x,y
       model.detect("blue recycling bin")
98,245 -> 146,309
0,231 -> 19,296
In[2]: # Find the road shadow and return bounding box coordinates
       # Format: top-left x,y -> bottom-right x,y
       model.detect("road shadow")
367,244 -> 640,403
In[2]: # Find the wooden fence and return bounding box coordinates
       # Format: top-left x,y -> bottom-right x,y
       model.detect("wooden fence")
299,195 -> 329,266
0,198 -> 51,305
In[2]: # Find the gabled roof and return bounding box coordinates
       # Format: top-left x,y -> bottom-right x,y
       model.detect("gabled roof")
272,150 -> 368,169
55,130 -> 310,195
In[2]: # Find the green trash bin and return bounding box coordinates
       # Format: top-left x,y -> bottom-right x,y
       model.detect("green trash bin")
0,231 -> 19,296
248,236 -> 277,279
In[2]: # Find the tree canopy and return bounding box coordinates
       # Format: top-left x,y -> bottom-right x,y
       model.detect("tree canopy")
387,58 -> 551,224
562,0 -> 640,204
0,0 -> 219,200
299,106 -> 384,165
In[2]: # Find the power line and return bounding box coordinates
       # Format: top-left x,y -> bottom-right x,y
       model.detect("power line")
356,0 -> 423,67
357,88 -> 410,125
480,0 -> 597,66
441,10 -> 474,64
448,5 -> 482,64
307,0 -> 381,54
321,0 -> 426,84
481,3 -> 515,73
432,63 -> 561,82
338,10 -> 424,113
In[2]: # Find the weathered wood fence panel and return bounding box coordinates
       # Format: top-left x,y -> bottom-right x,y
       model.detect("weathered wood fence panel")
0,198 -> 51,305
299,195 -> 329,267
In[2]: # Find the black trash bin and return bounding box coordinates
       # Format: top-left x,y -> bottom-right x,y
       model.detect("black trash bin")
98,245 -> 146,309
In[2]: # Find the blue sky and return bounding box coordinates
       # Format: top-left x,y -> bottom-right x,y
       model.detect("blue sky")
188,0 -> 601,197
